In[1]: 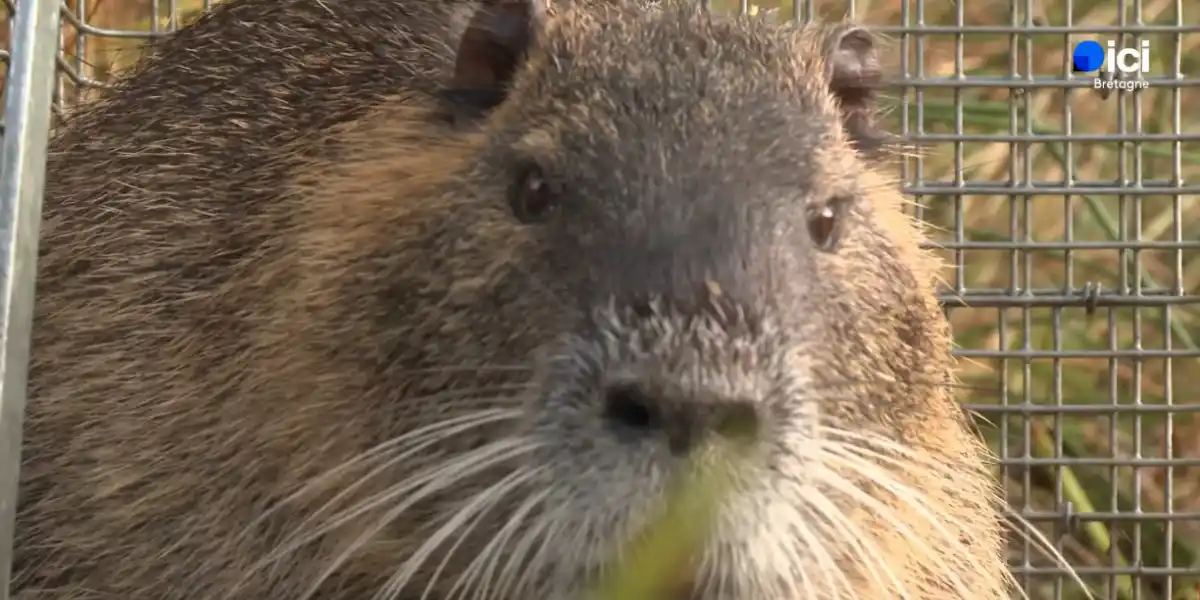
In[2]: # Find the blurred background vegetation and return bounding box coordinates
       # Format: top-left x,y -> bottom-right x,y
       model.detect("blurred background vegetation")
1,0 -> 1196,598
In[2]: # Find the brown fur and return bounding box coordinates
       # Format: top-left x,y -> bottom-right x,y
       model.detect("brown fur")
16,0 -> 1010,599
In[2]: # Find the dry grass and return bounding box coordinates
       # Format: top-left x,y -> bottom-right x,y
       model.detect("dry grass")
2,0 -> 1196,599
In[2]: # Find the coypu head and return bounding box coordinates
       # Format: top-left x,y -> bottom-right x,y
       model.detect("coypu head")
277,0 -> 1009,599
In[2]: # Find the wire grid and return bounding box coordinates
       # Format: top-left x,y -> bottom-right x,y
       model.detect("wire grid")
0,0 -> 1197,599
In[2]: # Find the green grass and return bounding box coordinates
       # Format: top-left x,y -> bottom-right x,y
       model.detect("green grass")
30,0 -> 1200,599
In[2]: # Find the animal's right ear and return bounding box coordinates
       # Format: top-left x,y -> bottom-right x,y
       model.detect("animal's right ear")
439,0 -> 547,120
821,24 -> 893,155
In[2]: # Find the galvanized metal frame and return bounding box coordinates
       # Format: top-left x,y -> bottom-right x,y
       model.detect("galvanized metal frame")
0,0 -> 1197,599
0,0 -> 61,597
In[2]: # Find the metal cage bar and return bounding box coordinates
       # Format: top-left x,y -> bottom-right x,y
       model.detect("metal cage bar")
0,0 -> 62,598
0,0 -> 61,596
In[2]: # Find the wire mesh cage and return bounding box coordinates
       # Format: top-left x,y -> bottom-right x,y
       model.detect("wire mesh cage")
0,0 -> 1196,599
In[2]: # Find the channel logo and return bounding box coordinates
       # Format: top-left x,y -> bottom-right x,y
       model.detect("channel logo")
1071,39 -> 1152,91
1071,39 -> 1150,74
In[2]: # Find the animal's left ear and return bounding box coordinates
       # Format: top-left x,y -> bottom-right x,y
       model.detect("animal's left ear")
822,24 -> 890,154
439,0 -> 548,122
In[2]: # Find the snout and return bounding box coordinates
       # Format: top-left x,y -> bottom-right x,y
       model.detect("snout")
600,380 -> 763,456
531,287 -> 798,464
515,290 -> 822,598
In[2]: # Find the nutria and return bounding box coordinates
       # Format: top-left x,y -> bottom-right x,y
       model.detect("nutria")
14,0 -> 1011,598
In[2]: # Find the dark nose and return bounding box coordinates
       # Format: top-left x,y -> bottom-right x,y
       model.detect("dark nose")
602,382 -> 762,455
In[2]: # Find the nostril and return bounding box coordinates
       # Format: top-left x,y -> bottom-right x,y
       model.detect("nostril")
603,384 -> 661,431
714,403 -> 760,445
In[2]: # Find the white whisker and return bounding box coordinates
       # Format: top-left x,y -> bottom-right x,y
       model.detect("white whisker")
227,408 -> 524,596
379,465 -> 543,600
801,479 -> 913,599
240,409 -> 523,583
500,499 -> 567,599
793,498 -> 856,600
290,407 -> 522,532
822,423 -> 1082,600
297,437 -> 541,600
818,448 -> 977,598
450,486 -> 552,600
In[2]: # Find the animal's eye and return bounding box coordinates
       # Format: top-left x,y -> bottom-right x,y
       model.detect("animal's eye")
807,197 -> 849,252
510,164 -> 558,223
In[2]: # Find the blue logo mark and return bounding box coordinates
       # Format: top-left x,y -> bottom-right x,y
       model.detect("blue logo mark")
1072,40 -> 1104,72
